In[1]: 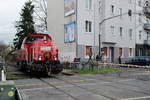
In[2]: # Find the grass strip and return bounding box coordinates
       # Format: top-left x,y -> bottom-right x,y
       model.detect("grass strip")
72,68 -> 122,74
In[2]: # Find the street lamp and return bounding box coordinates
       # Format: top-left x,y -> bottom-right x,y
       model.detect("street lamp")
98,11 -> 133,57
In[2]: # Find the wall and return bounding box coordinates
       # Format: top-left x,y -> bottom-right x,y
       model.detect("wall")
47,0 -> 76,62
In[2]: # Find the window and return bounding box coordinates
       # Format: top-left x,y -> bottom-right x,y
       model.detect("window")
146,19 -> 149,23
129,29 -> 132,39
139,15 -> 142,23
139,31 -> 142,39
138,0 -> 141,6
119,48 -> 123,56
85,21 -> 92,32
139,48 -> 142,56
119,27 -> 123,37
146,1 -> 149,7
129,48 -> 133,57
86,46 -> 92,56
102,47 -> 108,56
119,8 -> 122,18
99,1 -> 102,13
147,32 -> 149,40
85,0 -> 92,9
128,9 -> 132,21
111,5 -> 114,14
25,36 -> 44,43
139,34 -> 142,39
110,26 -> 115,34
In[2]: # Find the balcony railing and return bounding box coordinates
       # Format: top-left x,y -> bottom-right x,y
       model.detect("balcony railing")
143,23 -> 150,30
143,7 -> 150,17
144,40 -> 150,46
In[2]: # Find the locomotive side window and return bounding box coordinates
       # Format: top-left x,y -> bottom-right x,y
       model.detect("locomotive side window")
25,37 -> 33,43
34,36 -> 44,40
25,36 -> 44,43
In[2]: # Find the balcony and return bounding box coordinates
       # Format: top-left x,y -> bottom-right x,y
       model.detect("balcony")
143,7 -> 150,17
144,40 -> 150,46
143,23 -> 150,30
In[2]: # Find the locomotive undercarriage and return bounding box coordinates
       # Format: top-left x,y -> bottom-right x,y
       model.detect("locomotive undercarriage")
17,60 -> 63,76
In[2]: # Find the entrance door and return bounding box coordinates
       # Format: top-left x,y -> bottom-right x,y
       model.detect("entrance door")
109,47 -> 114,63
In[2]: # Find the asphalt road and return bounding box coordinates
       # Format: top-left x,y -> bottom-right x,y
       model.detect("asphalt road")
14,70 -> 150,100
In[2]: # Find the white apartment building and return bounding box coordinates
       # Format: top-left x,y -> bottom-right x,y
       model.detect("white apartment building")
48,0 -> 138,63
135,0 -> 150,56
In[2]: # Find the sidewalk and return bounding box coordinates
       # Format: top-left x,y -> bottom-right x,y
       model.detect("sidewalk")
62,69 -> 75,75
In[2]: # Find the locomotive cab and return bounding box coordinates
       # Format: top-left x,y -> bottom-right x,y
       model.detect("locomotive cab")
16,33 -> 63,75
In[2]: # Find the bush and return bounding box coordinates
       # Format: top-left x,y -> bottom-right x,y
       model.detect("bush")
62,61 -> 71,69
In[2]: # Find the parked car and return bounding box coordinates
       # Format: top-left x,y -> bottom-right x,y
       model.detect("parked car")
124,56 -> 150,66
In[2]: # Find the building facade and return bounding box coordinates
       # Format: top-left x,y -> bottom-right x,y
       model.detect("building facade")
135,0 -> 150,56
48,0 -> 139,63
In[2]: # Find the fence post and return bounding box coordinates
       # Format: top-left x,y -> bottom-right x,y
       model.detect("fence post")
1,69 -> 6,81
0,62 -> 6,81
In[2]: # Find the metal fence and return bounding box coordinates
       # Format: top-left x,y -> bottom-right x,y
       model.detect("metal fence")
69,61 -> 150,70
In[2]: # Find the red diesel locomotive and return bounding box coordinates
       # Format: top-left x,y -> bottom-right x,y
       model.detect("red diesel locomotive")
16,33 -> 63,75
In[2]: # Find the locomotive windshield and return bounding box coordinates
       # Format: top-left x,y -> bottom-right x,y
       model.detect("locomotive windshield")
25,36 -> 44,43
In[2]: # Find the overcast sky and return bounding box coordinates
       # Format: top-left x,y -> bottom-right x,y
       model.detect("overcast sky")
0,0 -> 27,44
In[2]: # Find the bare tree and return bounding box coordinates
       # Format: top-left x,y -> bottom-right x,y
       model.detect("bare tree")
0,43 -> 8,57
32,0 -> 47,33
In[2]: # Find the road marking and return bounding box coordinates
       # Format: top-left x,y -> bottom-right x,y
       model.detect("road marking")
22,85 -> 74,91
19,79 -> 136,92
68,78 -> 96,83
16,78 -> 134,87
16,78 -> 96,87
118,79 -> 135,82
121,96 -> 150,100
49,81 -> 65,84
16,83 -> 44,87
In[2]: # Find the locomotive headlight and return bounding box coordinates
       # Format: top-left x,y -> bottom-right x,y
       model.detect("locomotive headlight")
39,56 -> 42,60
54,56 -> 57,60
0,88 -> 4,92
44,40 -> 47,44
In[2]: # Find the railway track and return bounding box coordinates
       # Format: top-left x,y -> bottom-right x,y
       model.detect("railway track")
38,76 -> 115,100
38,70 -> 150,100
14,70 -> 150,100
38,77 -> 78,100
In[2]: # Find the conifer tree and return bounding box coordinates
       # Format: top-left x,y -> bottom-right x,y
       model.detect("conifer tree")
13,0 -> 35,49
